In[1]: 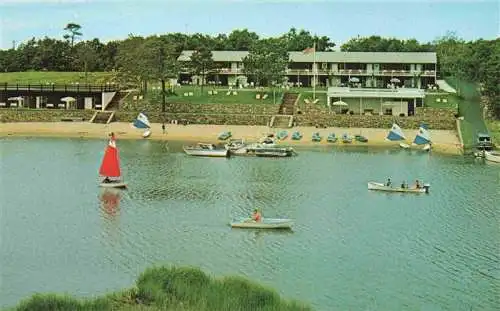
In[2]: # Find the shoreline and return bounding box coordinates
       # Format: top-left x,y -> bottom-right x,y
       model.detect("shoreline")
0,122 -> 463,155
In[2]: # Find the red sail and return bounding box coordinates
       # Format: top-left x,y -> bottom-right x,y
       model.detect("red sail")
99,136 -> 121,177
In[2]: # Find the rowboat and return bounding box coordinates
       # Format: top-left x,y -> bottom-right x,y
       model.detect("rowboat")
327,133 -> 338,143
312,132 -> 322,142
235,144 -> 295,157
355,134 -> 368,143
277,130 -> 288,140
224,139 -> 245,151
218,131 -> 232,140
341,134 -> 352,143
485,150 -> 500,163
99,133 -> 127,189
368,182 -> 430,194
183,143 -> 230,157
291,131 -> 302,140
230,218 -> 294,229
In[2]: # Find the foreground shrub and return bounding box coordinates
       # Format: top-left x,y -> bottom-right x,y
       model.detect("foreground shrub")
11,265 -> 312,311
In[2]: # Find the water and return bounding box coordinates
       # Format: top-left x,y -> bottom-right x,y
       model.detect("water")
1,137 -> 499,310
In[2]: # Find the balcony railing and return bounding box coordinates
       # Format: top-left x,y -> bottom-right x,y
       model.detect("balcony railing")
1,83 -> 119,92
179,68 -> 437,77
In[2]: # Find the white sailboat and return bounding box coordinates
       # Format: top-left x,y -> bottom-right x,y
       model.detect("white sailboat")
385,123 -> 410,149
412,123 -> 432,151
133,112 -> 152,138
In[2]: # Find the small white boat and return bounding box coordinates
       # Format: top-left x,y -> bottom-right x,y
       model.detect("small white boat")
230,218 -> 294,229
142,129 -> 151,138
422,144 -> 431,151
100,180 -> 127,189
399,143 -> 410,149
183,143 -> 229,157
485,150 -> 500,163
368,182 -> 430,194
225,139 -> 246,151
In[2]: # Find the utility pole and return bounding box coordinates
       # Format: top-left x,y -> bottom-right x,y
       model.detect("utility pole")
12,40 -> 16,50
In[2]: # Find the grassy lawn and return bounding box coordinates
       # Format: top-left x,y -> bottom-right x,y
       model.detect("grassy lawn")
153,86 -> 285,105
445,77 -> 488,149
0,71 -> 114,84
424,93 -> 458,110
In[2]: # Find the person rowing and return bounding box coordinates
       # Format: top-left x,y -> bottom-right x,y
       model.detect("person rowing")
251,208 -> 262,222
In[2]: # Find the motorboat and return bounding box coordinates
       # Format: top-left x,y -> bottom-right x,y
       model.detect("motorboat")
367,181 -> 430,194
183,143 -> 230,157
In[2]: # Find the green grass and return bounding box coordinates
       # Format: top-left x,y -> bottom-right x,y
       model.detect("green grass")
0,71 -> 114,85
445,77 -> 488,149
7,266 -> 312,311
424,94 -> 458,110
152,86 -> 285,105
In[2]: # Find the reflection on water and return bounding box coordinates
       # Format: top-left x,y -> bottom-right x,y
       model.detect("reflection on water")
1,137 -> 499,311
99,189 -> 121,218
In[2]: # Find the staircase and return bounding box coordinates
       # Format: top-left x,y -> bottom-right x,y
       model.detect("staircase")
278,92 -> 299,115
90,111 -> 115,124
269,92 -> 300,128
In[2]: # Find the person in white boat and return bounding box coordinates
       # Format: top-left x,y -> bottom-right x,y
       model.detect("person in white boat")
414,180 -> 421,189
251,209 -> 262,222
401,181 -> 407,189
386,178 -> 392,187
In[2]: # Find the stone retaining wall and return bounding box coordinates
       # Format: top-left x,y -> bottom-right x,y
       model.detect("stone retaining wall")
0,109 -> 95,122
0,106 -> 457,130
121,101 -> 279,115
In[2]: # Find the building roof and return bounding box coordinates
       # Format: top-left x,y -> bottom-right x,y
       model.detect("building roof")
327,87 -> 426,98
178,50 -> 437,64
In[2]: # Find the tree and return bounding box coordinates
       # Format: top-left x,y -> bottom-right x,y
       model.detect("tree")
63,23 -> 82,47
189,47 -> 214,94
141,37 -> 180,113
243,39 -> 289,104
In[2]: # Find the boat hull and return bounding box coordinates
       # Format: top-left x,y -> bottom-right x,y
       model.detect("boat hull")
99,182 -> 127,189
230,218 -> 294,229
367,182 -> 429,193
485,151 -> 500,163
142,130 -> 151,138
183,148 -> 229,157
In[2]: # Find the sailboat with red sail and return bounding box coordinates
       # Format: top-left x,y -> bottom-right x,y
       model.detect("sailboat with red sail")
99,132 -> 127,188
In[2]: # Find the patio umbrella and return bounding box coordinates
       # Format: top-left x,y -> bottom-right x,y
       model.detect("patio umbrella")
61,96 -> 76,102
349,77 -> 360,83
8,96 -> 23,101
390,78 -> 400,83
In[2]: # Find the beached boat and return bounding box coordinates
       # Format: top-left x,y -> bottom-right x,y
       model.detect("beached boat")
277,130 -> 288,140
312,132 -> 322,142
413,123 -> 432,151
367,182 -> 430,194
99,133 -> 127,189
327,133 -> 337,143
224,138 -> 245,151
291,131 -> 302,140
183,143 -> 230,157
355,134 -> 368,143
341,134 -> 352,143
133,112 -> 152,138
259,134 -> 277,146
218,131 -> 232,141
230,218 -> 294,229
485,150 -> 500,163
386,123 -> 410,148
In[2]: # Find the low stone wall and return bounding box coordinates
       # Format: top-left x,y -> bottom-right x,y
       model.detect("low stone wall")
121,101 -> 279,115
0,106 -> 457,130
294,106 -> 457,130
0,109 -> 95,122
115,111 -> 270,126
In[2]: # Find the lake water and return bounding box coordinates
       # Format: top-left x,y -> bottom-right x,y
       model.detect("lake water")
1,137 -> 499,310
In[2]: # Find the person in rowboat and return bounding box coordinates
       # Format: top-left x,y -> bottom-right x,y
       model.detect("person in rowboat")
251,209 -> 262,222
386,178 -> 392,187
414,180 -> 421,189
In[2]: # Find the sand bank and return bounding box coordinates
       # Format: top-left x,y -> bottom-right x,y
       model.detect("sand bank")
0,122 -> 463,155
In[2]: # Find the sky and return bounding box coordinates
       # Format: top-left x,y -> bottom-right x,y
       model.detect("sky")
0,0 -> 498,50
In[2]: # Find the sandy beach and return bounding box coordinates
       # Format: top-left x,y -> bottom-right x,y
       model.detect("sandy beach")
0,122 -> 463,155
